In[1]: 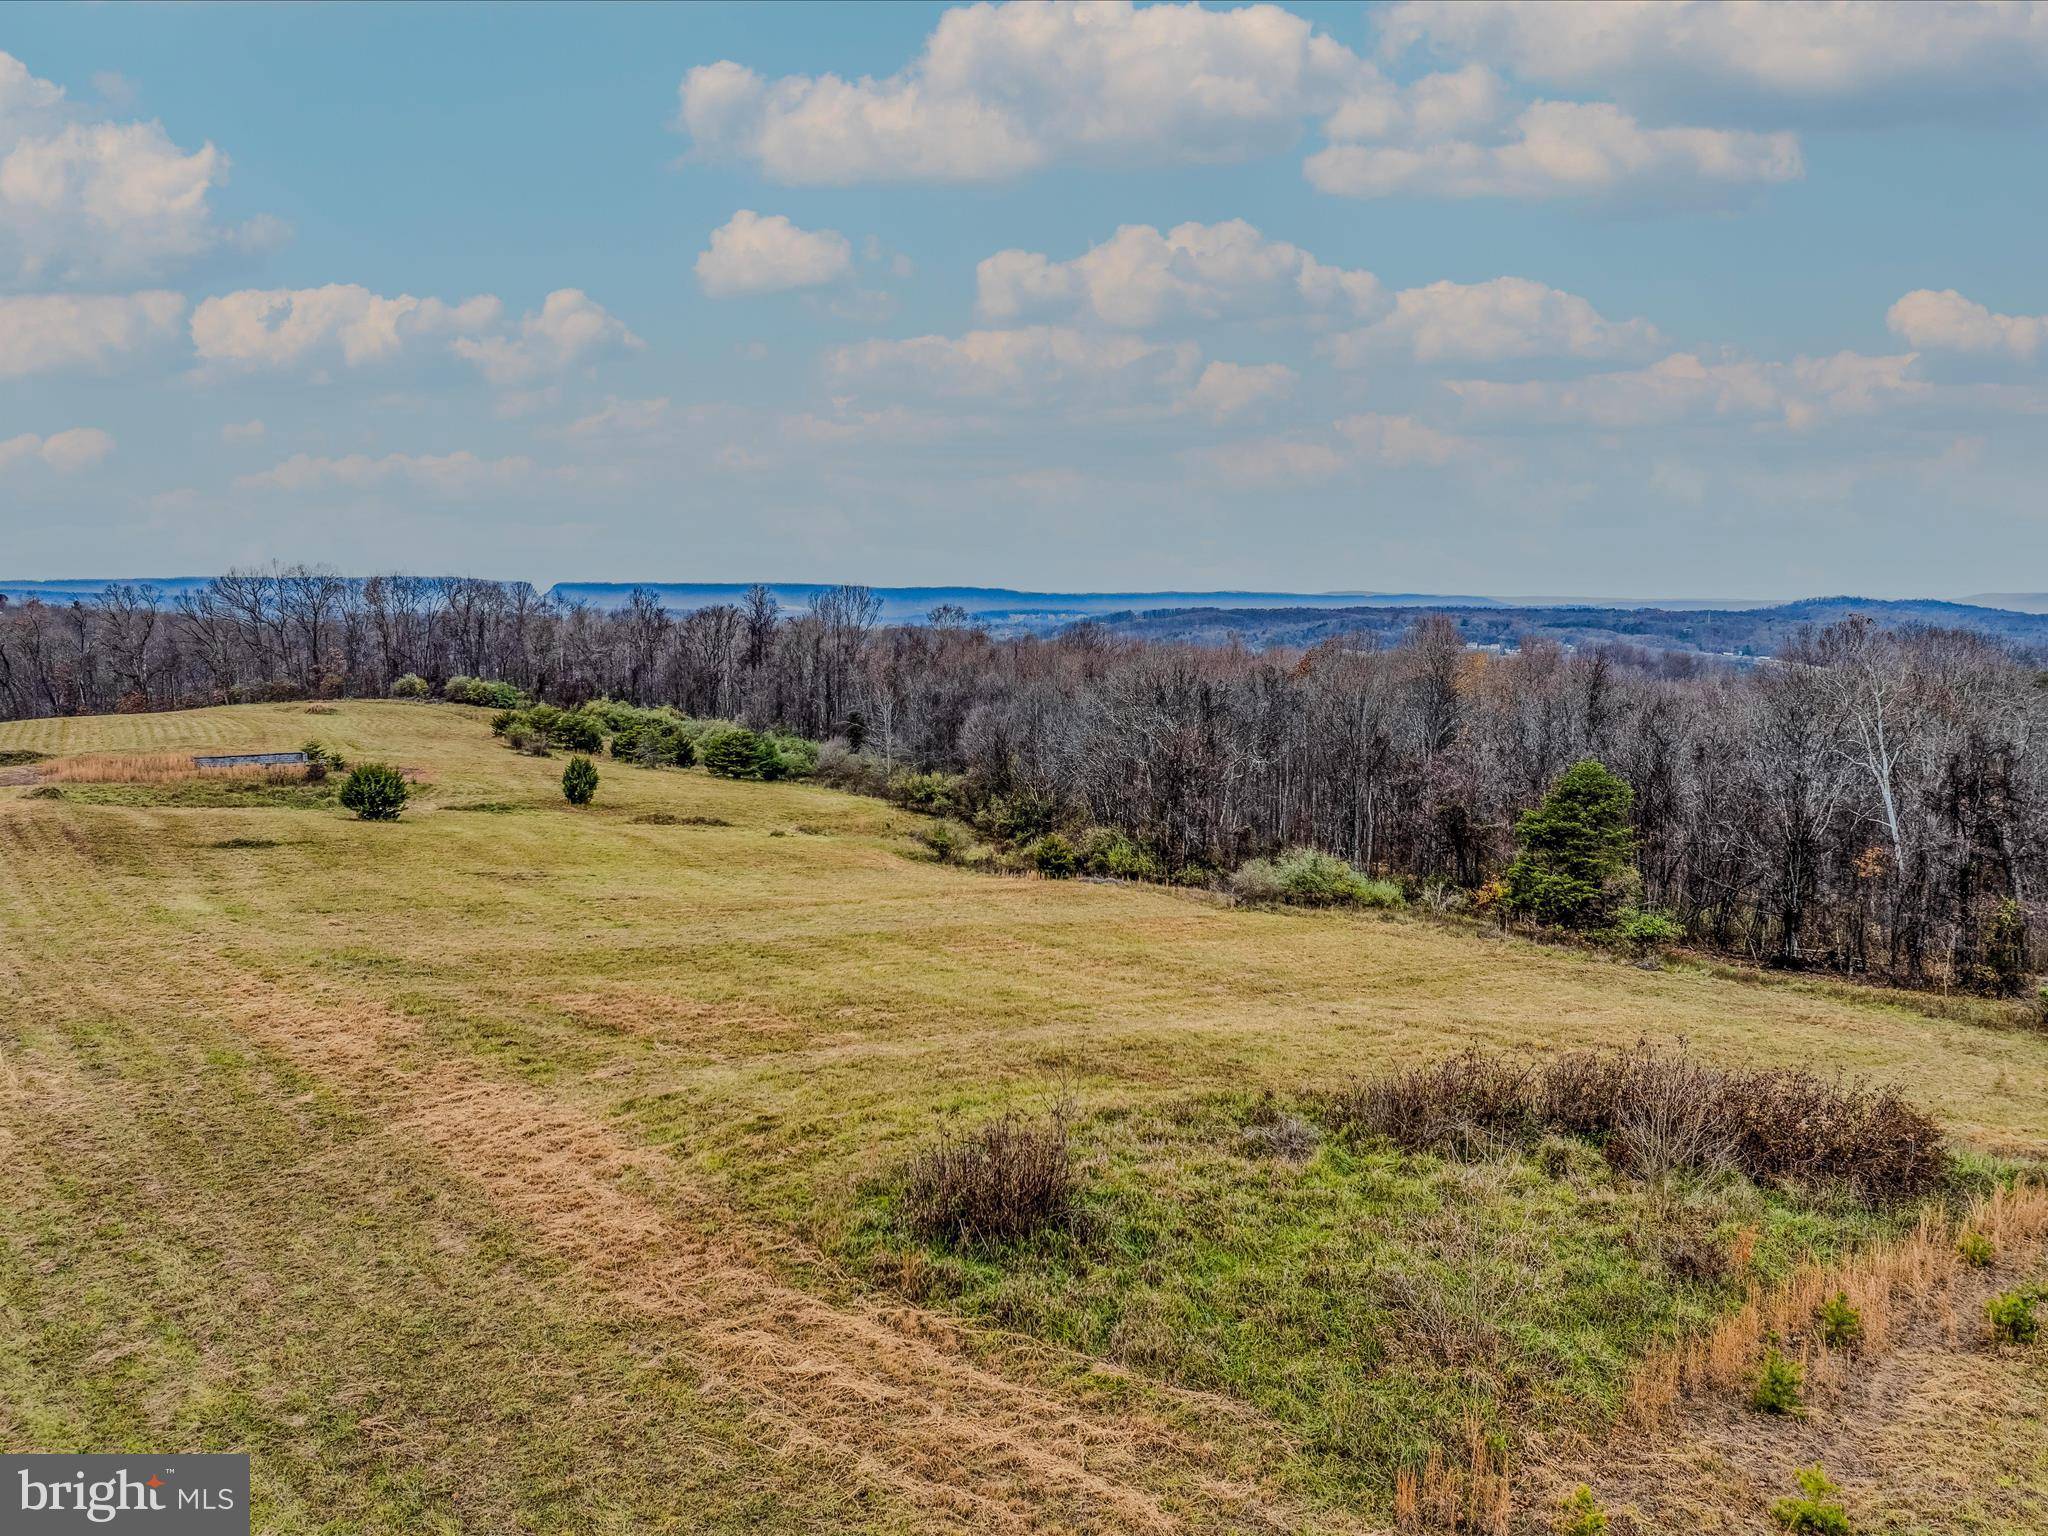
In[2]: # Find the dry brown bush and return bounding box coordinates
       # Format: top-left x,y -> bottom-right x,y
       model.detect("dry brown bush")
1326,1041 -> 1948,1203
899,1108 -> 1075,1247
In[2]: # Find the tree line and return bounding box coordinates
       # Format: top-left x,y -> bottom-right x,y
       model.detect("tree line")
3,567 -> 2041,993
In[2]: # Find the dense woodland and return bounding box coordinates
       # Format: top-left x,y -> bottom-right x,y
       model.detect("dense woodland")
4,568 -> 2044,993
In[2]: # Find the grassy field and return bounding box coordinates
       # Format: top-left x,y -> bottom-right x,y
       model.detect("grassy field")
3,700 -> 2046,1533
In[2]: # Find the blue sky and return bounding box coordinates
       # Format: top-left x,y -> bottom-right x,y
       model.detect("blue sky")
3,0 -> 2046,597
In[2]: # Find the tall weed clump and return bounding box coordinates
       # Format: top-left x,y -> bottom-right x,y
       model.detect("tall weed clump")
1325,1043 -> 1947,1203
899,1111 -> 1075,1248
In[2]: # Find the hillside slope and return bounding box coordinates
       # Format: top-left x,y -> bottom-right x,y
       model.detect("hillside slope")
2,702 -> 2044,1533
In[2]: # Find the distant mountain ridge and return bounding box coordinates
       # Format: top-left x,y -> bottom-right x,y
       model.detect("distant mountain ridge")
1097,596 -> 2048,660
543,582 -> 1522,624
4,579 -> 2044,657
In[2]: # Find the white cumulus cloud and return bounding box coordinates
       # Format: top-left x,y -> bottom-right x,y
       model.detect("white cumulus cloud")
0,290 -> 182,376
676,0 -> 1366,184
0,50 -> 280,283
1180,360 -> 1297,420
977,219 -> 1384,327
191,284 -> 640,391
451,289 -> 642,386
1325,276 -> 1663,365
0,425 -> 114,474
1306,99 -> 1800,200
696,210 -> 853,297
191,284 -> 502,369
1887,289 -> 2046,362
1377,1 -> 2048,109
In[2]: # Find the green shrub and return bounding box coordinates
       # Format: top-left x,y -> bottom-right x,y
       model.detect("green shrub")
891,770 -> 960,814
974,790 -> 1057,845
1613,906 -> 1682,953
1353,876 -> 1406,910
561,755 -> 599,806
1555,1485 -> 1608,1536
611,720 -> 695,768
692,725 -> 815,781
1230,847 -> 1403,909
1751,1341 -> 1804,1414
1987,1286 -> 2042,1345
1815,1291 -> 1863,1351
1076,827 -> 1160,881
915,819 -> 972,863
389,672 -> 430,699
495,703 -> 567,754
338,763 -> 408,821
1771,1465 -> 1851,1535
1031,832 -> 1079,878
1956,1230 -> 1996,1268
1271,848 -> 1365,904
442,676 -> 523,709
578,698 -> 643,734
701,726 -> 774,780
765,732 -> 818,781
1503,759 -> 1637,928
554,712 -> 604,753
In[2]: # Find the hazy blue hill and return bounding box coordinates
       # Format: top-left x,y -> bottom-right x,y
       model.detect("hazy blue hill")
544,582 -> 1514,624
0,577 -> 214,604
8,579 -> 2043,659
1099,597 -> 2048,658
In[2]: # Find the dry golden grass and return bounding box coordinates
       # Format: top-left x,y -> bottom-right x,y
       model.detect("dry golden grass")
2,699 -> 2046,1533
37,750 -> 302,783
1627,1181 -> 2048,1421
1547,1185 -> 2048,1533
1392,1412 -> 1509,1535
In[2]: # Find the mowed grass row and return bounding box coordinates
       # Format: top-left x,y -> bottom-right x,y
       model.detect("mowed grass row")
0,827 -> 907,1533
5,700 -> 2048,1527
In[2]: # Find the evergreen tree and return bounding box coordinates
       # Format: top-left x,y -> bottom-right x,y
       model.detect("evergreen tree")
339,763 -> 409,821
1503,758 -> 1635,927
562,754 -> 600,806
